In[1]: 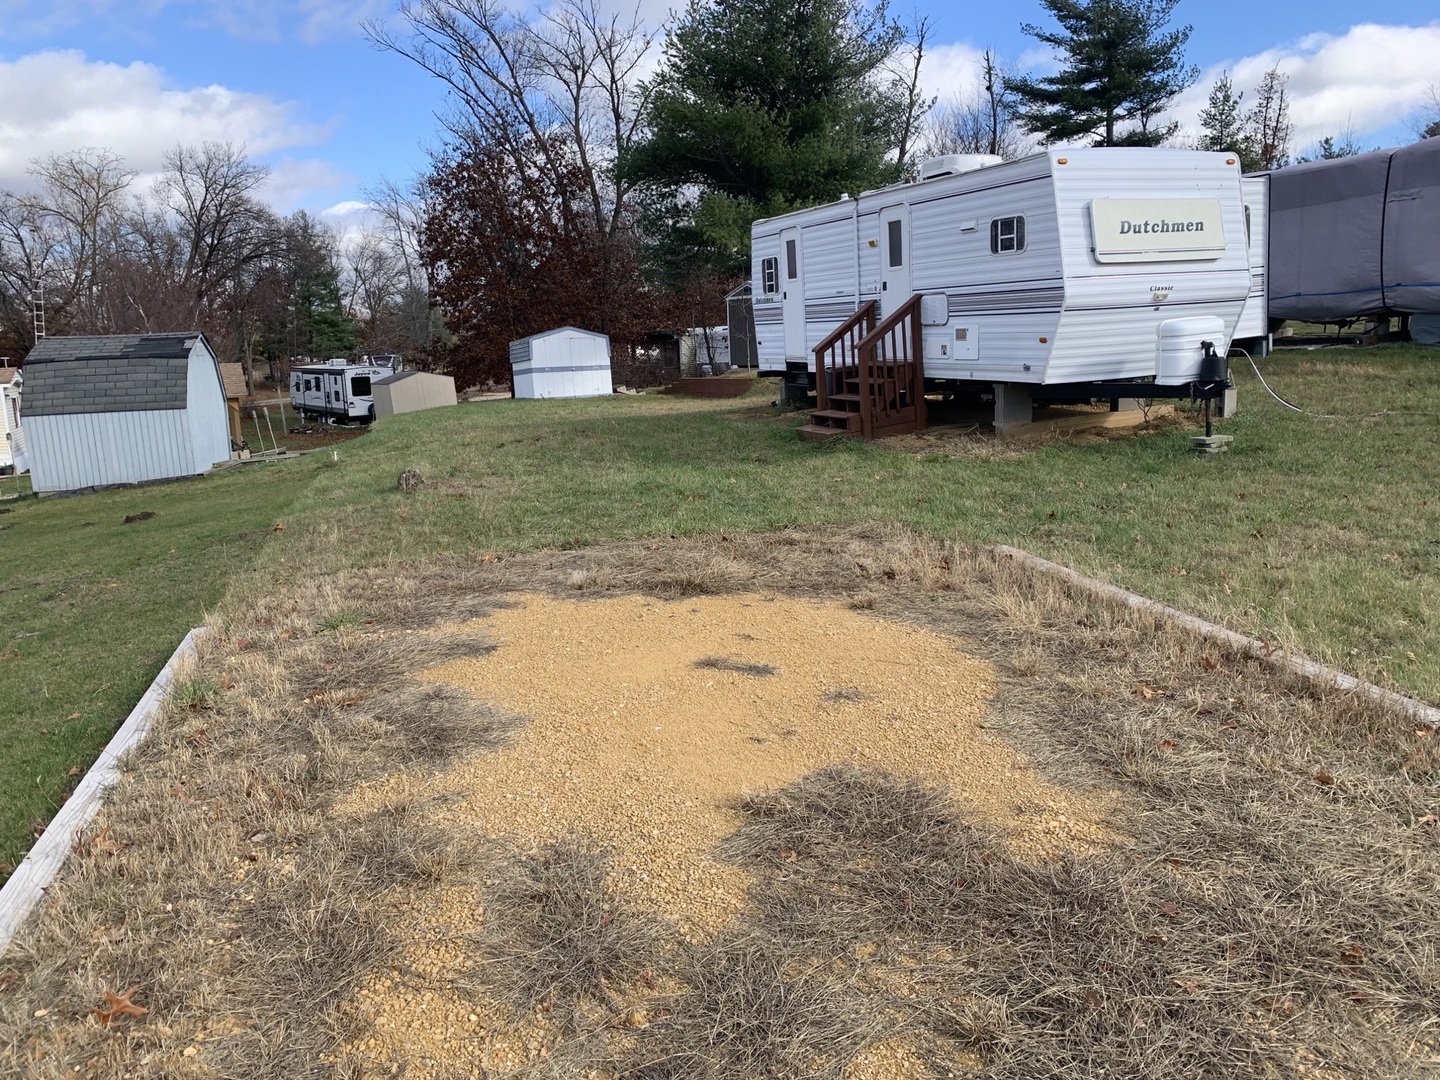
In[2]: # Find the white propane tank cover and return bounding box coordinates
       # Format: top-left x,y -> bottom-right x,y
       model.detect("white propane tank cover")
1156,316 -> 1226,385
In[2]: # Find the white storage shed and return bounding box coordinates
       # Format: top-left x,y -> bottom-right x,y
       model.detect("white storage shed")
21,333 -> 231,494
509,327 -> 612,399
1,366 -> 24,474
373,370 -> 458,418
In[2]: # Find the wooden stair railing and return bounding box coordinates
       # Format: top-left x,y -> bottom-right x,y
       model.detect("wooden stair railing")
855,293 -> 927,438
798,301 -> 876,440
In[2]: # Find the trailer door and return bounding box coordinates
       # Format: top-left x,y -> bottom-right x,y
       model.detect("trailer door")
781,226 -> 805,360
879,204 -> 911,317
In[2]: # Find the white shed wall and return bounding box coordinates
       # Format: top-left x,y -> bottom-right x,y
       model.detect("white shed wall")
186,347 -> 232,470
511,329 -> 612,399
27,410 -> 197,493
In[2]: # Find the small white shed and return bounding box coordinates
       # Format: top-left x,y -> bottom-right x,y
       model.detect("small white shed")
22,333 -> 231,494
509,327 -> 612,399
373,370 -> 458,418
0,367 -> 24,474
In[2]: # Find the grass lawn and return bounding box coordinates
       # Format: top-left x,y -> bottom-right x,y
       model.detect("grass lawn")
1,343 -> 1436,879
264,344 -> 1439,698
0,457 -> 328,873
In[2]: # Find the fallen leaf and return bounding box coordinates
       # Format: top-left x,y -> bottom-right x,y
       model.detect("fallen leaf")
0,972 -> 19,992
33,1008 -> 47,1018
1158,901 -> 1181,918
94,985 -> 148,1025
1131,682 -> 1159,700
66,712 -> 80,720
1173,977 -> 1204,993
66,766 -> 81,777
1416,814 -> 1438,826
271,522 -> 285,532
1314,770 -> 1335,786
1201,655 -> 1221,671
1340,942 -> 1364,966
1155,739 -> 1179,752
1082,988 -> 1103,1008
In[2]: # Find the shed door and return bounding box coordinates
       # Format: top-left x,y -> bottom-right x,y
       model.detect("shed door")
780,226 -> 806,360
879,204 -> 911,317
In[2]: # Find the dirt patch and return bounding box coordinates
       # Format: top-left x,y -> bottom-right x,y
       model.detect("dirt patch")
442,592 -> 1105,901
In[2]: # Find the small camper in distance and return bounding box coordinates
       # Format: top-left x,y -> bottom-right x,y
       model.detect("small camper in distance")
290,359 -> 393,424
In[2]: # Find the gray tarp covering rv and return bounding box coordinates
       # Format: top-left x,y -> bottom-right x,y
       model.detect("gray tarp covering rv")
1267,138 -> 1440,323
1381,137 -> 1440,315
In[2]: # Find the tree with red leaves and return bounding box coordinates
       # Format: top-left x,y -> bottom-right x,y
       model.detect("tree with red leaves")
422,133 -> 666,390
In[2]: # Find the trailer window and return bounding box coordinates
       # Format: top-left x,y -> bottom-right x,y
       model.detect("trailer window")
1244,205 -> 1251,245
785,239 -> 797,279
990,216 -> 1026,254
887,219 -> 904,267
351,376 -> 372,396
762,257 -> 778,294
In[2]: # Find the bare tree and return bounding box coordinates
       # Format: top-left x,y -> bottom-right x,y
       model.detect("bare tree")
153,143 -> 273,309
923,51 -> 1030,161
1246,66 -> 1293,171
1412,83 -> 1440,140
13,149 -> 137,333
888,16 -> 936,175
366,0 -> 655,240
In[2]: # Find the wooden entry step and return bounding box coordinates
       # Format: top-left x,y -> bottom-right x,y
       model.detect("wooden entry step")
797,423 -> 849,441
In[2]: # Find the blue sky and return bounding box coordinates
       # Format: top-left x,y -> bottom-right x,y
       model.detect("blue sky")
1,0 -> 1437,225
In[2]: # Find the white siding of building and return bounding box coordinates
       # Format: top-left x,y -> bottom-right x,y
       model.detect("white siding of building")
0,377 -> 20,472
27,410 -> 196,493
186,346 -> 232,470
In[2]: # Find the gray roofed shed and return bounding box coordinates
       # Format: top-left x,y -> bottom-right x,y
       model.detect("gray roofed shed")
22,333 -> 231,493
24,334 -> 199,416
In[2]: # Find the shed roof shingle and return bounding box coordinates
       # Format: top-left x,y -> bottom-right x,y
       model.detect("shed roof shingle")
23,333 -> 212,417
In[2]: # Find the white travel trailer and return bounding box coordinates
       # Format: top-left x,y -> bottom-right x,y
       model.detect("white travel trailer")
290,359 -> 392,423
751,148 -> 1256,433
1233,174 -> 1271,350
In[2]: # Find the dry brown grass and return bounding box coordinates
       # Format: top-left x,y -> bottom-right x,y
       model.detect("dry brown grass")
2,524 -> 1436,1079
465,839 -> 667,1032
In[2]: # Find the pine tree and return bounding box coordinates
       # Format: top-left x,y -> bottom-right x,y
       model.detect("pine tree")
1005,0 -> 1198,147
621,0 -> 924,273
1197,72 -> 1261,171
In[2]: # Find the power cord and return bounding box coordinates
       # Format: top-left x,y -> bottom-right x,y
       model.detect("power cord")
1229,347 -> 1334,417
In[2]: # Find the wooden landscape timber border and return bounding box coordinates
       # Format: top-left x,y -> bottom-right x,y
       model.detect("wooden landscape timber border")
0,628 -> 207,959
993,545 -> 1440,729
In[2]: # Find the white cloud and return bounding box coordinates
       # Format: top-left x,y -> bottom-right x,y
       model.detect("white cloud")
262,158 -> 355,211
0,50 -> 339,204
919,41 -> 988,104
323,198 -> 374,216
1169,22 -> 1440,150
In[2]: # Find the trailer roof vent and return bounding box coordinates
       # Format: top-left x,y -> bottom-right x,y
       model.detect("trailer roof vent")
919,154 -> 1003,181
